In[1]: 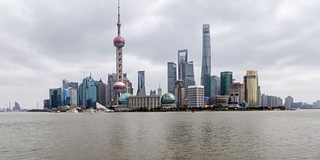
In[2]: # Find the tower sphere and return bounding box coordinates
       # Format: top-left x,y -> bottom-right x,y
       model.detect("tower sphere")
114,36 -> 125,48
113,81 -> 126,90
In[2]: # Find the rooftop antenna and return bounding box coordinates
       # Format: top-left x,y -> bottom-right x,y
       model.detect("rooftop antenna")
117,0 -> 121,36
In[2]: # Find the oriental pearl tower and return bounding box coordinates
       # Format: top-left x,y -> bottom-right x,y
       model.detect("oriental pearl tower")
112,0 -> 126,106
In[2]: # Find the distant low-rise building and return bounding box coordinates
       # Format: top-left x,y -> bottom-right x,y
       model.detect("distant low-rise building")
128,95 -> 161,110
212,95 -> 229,107
43,99 -> 50,109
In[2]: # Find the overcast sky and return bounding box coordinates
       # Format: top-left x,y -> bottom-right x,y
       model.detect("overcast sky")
1,0 -> 319,108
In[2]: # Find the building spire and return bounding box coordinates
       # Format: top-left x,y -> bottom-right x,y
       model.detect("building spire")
117,0 -> 121,36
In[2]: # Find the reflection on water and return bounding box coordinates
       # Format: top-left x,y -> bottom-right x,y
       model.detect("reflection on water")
1,111 -> 320,160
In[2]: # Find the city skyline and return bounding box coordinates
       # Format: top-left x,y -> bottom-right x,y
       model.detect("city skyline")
1,0 -> 320,108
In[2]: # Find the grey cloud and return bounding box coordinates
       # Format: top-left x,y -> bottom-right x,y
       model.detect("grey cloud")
1,0 -> 320,107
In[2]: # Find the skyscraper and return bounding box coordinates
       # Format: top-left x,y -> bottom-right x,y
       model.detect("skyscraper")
97,79 -> 107,106
123,73 -> 133,94
178,49 -> 188,81
214,76 -> 221,95
204,75 -> 215,98
49,88 -> 62,108
137,71 -> 146,96
79,75 -> 97,108
62,79 -> 78,106
229,82 -> 244,107
201,24 -> 212,86
174,80 -> 185,108
284,96 -> 294,109
167,62 -> 177,94
244,70 -> 259,108
184,61 -> 195,97
220,71 -> 233,95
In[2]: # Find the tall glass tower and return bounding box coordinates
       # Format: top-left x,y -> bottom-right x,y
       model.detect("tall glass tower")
185,61 -> 195,97
177,49 -> 195,97
220,71 -> 233,96
167,62 -> 177,94
137,71 -> 146,96
201,24 -> 211,86
178,49 -> 188,81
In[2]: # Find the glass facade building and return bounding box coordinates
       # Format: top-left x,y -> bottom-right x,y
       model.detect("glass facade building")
49,88 -> 62,108
184,61 -> 195,97
214,76 -> 221,95
167,62 -> 177,94
201,24 -> 212,86
220,71 -> 233,96
204,74 -> 215,97
79,76 -> 97,108
62,79 -> 78,106
137,71 -> 146,96
97,79 -> 107,106
244,70 -> 259,108
177,49 -> 195,97
178,49 -> 188,81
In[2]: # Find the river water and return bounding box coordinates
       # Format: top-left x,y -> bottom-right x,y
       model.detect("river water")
1,110 -> 320,160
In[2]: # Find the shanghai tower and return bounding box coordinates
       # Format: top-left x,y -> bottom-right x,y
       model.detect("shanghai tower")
201,24 -> 213,97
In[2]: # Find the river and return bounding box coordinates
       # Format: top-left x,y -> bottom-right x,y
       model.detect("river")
1,110 -> 320,160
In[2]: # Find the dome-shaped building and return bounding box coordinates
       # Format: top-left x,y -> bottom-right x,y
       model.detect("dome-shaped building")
161,93 -> 176,108
118,93 -> 132,105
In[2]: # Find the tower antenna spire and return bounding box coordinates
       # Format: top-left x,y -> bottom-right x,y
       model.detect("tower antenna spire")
117,0 -> 121,36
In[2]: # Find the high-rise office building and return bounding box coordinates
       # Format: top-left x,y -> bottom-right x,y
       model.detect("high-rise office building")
167,62 -> 177,94
43,99 -> 50,109
188,85 -> 204,108
244,70 -> 259,108
61,79 -> 78,106
13,102 -> 21,111
204,75 -> 215,97
177,49 -> 195,97
184,61 -> 195,97
137,71 -> 146,96
174,80 -> 185,108
178,49 -> 188,81
123,73 -> 133,94
201,24 -> 212,86
220,71 -> 233,96
79,75 -> 97,108
284,96 -> 294,109
96,79 -> 107,106
214,76 -> 221,95
230,82 -> 244,106
49,88 -> 62,108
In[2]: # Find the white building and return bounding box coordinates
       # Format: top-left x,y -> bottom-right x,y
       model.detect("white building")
128,95 -> 161,110
188,85 -> 204,108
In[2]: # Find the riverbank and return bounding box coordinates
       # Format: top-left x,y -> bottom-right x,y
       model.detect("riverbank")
25,106 -> 289,113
